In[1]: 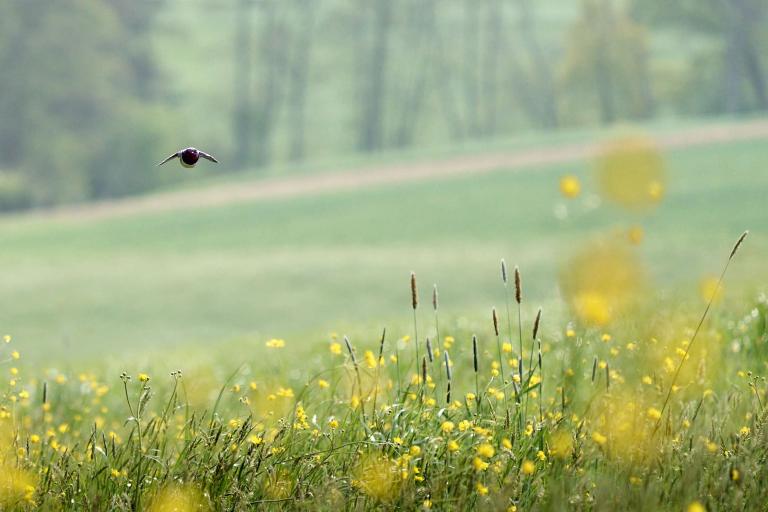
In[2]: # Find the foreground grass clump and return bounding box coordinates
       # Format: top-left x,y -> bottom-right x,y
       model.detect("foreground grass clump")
1,238 -> 767,510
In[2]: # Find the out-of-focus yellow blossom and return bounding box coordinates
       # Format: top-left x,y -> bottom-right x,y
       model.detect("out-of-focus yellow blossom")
265,338 -> 285,349
521,460 -> 536,475
476,444 -> 495,458
148,484 -> 208,512
352,454 -> 399,502
473,457 -> 489,472
559,175 -> 581,199
592,432 -> 607,446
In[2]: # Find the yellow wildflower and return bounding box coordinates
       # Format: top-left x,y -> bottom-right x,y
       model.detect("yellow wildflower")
473,457 -> 489,472
559,175 -> 581,198
265,338 -> 285,349
521,460 -> 536,475
476,444 -> 495,458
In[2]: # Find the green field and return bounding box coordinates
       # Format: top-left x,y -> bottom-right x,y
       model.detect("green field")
1,131 -> 766,364
1,126 -> 767,511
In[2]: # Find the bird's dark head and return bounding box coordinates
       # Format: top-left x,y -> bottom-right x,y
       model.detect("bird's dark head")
180,147 -> 200,166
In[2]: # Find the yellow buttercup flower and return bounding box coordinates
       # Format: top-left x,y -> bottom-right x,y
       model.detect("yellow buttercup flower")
265,338 -> 285,349
559,175 -> 581,199
521,460 -> 535,475
472,457 -> 489,472
476,443 -> 495,458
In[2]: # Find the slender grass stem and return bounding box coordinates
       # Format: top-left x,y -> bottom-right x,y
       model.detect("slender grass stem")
654,231 -> 748,433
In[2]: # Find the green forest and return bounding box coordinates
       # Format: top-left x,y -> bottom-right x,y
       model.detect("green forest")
0,0 -> 766,209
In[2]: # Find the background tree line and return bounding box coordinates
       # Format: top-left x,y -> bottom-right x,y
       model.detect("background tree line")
0,0 -> 765,210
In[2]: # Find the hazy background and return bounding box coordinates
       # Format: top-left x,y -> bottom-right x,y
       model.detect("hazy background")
0,0 -> 766,362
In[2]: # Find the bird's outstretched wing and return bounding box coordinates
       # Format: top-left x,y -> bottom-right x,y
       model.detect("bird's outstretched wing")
199,150 -> 219,163
157,152 -> 180,166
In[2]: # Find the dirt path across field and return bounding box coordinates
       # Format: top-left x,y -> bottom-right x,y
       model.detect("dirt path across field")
28,119 -> 768,222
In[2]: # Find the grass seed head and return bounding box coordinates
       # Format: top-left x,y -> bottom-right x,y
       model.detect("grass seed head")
378,328 -> 386,360
344,336 -> 358,368
730,230 -> 748,260
533,308 -> 542,340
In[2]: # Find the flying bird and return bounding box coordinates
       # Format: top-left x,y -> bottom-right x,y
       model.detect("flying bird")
157,147 -> 218,168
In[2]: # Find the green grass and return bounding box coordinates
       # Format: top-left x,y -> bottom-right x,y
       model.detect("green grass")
0,135 -> 766,362
0,253 -> 766,510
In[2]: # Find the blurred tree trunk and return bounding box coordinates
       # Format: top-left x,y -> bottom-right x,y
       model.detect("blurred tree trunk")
393,0 -> 435,147
0,4 -> 32,166
431,11 -> 465,141
252,0 -> 288,168
741,38 -> 768,110
288,0 -> 318,162
462,0 -> 481,137
730,0 -> 767,110
633,35 -> 656,118
481,0 -> 502,136
358,0 -> 392,152
232,0 -> 253,169
516,0 -> 559,128
722,20 -> 744,113
594,1 -> 617,124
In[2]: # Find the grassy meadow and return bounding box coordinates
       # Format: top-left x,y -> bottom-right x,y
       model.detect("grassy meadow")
0,127 -> 767,510
0,130 -> 765,362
